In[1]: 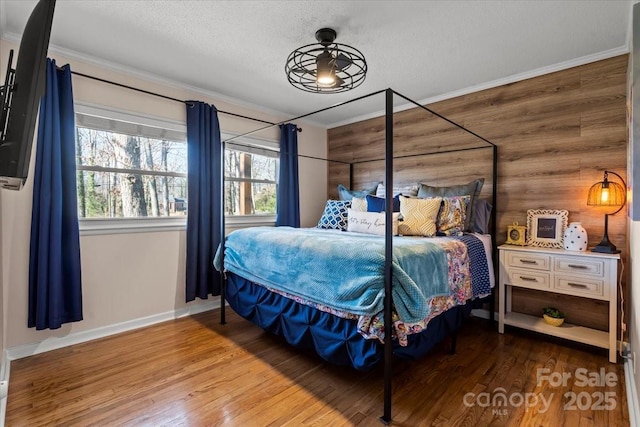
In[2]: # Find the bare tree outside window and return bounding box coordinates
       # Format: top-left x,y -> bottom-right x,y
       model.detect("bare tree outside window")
224,148 -> 277,216
75,111 -> 277,221
76,126 -> 187,218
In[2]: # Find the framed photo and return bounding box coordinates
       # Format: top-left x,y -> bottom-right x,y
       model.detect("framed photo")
526,209 -> 569,249
506,222 -> 526,246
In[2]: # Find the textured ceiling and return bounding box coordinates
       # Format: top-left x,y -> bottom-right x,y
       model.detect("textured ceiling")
0,0 -> 633,127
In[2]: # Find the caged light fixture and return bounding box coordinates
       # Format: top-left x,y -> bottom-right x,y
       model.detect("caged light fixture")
285,28 -> 367,94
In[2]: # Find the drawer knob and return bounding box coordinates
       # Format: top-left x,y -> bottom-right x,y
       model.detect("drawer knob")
568,264 -> 588,270
519,259 -> 537,265
568,282 -> 588,289
519,276 -> 538,282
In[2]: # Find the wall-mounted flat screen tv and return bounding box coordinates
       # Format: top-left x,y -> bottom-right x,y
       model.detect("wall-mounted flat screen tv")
0,0 -> 56,190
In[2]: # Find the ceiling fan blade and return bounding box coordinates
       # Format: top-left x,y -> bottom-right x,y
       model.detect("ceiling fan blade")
334,75 -> 345,87
290,67 -> 308,75
335,53 -> 352,70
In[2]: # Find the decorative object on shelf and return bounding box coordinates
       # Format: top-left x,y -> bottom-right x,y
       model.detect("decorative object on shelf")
587,170 -> 627,254
563,222 -> 588,251
542,307 -> 565,327
506,221 -> 526,245
526,209 -> 569,249
285,28 -> 367,94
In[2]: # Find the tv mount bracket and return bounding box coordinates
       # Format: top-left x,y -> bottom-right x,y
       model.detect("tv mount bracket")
0,49 -> 16,144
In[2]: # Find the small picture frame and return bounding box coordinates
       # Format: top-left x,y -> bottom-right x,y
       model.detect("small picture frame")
526,209 -> 569,249
506,222 -> 527,246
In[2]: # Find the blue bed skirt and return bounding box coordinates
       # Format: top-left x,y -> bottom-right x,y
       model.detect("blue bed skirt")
225,272 -> 479,371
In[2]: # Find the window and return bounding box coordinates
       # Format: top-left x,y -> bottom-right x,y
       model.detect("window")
224,138 -> 278,217
74,105 -> 279,233
75,105 -> 188,220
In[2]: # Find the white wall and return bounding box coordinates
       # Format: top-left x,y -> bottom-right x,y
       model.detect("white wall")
0,38 -> 327,351
631,222 -> 640,391
0,177 -> 3,357
629,2 -> 640,412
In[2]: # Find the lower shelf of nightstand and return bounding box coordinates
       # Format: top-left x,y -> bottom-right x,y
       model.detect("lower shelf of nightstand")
503,312 -> 609,349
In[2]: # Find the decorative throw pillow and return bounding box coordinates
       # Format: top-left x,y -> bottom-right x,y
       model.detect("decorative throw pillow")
350,197 -> 368,212
417,178 -> 484,232
436,195 -> 470,236
337,183 -> 378,201
376,183 -> 419,198
473,198 -> 493,234
317,200 -> 351,231
347,209 -> 399,236
398,196 -> 442,237
366,194 -> 401,213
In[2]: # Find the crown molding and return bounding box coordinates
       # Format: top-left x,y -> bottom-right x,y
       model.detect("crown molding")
327,46 -> 630,129
1,31 -> 629,131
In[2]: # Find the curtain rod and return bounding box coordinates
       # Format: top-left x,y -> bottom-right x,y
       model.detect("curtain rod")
68,70 -> 302,132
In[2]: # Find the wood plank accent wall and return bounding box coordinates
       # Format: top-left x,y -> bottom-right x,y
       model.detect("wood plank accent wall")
327,56 -> 628,331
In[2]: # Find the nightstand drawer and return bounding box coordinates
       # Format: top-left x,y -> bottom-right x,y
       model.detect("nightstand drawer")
554,275 -> 604,298
506,252 -> 551,271
506,268 -> 550,290
554,257 -> 604,278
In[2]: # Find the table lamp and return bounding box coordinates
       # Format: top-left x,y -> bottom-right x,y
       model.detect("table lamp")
586,170 -> 626,253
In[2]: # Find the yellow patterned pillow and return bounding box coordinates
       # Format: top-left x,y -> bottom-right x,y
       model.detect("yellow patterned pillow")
398,196 -> 442,236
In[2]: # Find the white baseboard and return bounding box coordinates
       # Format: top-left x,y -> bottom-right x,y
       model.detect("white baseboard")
7,299 -> 221,361
624,343 -> 640,427
0,349 -> 9,427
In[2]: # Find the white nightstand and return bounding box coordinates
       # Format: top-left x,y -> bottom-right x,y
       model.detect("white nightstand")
498,245 -> 620,363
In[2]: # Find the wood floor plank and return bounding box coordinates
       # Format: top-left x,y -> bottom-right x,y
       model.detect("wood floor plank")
6,309 -> 629,426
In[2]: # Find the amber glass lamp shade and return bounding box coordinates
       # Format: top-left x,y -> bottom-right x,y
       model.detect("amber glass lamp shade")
586,171 -> 626,253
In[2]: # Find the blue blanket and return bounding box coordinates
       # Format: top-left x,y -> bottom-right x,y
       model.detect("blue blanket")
214,227 -> 451,323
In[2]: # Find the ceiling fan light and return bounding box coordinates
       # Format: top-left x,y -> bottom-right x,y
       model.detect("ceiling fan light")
317,74 -> 336,86
285,28 -> 367,94
316,52 -> 336,85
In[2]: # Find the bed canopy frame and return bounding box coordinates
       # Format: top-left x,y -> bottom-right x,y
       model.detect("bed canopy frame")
67,68 -> 497,424
219,88 -> 498,424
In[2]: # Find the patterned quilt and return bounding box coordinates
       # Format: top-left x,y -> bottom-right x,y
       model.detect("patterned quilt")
215,227 -> 492,345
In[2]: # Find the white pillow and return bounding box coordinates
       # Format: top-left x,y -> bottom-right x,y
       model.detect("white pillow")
347,209 -> 399,236
376,183 -> 419,198
350,197 -> 368,212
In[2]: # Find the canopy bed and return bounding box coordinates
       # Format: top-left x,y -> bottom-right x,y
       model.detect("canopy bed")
215,88 -> 498,424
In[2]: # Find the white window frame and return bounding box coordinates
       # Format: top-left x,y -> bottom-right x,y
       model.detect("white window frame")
75,103 -> 279,235
75,103 -> 188,235
222,132 -> 279,222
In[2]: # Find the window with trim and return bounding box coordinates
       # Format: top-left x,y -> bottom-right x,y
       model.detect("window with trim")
74,105 -> 279,223
75,107 -> 188,219
224,140 -> 278,217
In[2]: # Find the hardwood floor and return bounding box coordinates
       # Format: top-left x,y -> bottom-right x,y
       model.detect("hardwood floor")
6,310 -> 629,426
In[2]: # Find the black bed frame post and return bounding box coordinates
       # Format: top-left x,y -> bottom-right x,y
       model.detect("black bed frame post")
490,145 -> 498,324
220,139 -> 227,325
380,88 -> 394,425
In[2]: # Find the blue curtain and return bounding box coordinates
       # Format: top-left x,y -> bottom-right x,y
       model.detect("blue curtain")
186,102 -> 222,301
276,123 -> 300,227
29,59 -> 82,330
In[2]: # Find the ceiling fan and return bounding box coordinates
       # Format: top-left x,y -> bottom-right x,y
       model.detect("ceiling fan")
285,27 -> 367,94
